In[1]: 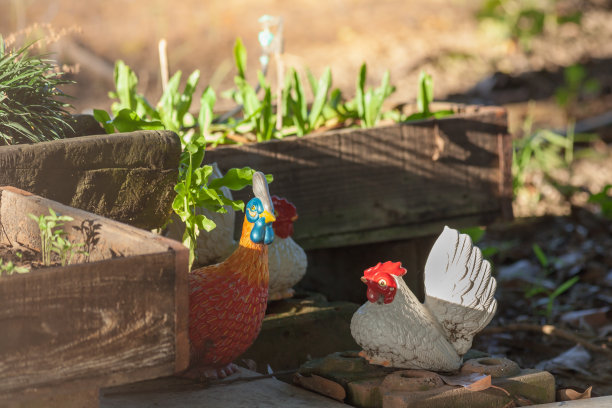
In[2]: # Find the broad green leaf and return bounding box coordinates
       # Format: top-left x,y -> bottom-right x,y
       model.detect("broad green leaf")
93,109 -> 115,134
112,108 -> 164,132
135,95 -> 159,120
208,167 -> 272,190
194,214 -> 217,232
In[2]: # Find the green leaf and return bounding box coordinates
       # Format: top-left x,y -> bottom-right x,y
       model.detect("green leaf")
306,67 -> 318,95
308,67 -> 332,130
234,38 -> 247,79
198,86 -> 216,141
176,69 -> 200,126
112,60 -> 139,114
532,243 -> 548,268
417,71 -> 433,115
356,63 -> 367,121
208,167 -> 272,190
157,71 -> 182,132
460,226 -> 486,243
235,75 -> 260,118
194,214 -> 217,232
93,109 -> 115,134
112,109 -> 165,132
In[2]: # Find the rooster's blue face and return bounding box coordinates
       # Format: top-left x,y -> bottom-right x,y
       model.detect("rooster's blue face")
246,197 -> 276,244
246,198 -> 265,223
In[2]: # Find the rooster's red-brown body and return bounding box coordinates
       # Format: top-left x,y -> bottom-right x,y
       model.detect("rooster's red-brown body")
186,171 -> 275,378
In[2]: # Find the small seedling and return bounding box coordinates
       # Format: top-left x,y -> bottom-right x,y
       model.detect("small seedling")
588,184 -> 612,219
0,258 -> 29,276
524,244 -> 579,320
28,208 -> 86,266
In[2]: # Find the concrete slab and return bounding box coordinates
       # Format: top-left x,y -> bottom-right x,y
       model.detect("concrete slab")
100,368 -> 347,408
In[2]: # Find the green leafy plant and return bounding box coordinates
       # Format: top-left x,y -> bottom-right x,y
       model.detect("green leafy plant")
0,258 -> 29,276
353,63 -> 394,128
281,67 -> 332,136
477,0 -> 583,52
524,244 -> 579,319
0,36 -> 73,145
28,208 -> 86,266
404,71 -> 454,121
588,184 -> 612,219
555,64 -> 600,114
94,59 -> 265,268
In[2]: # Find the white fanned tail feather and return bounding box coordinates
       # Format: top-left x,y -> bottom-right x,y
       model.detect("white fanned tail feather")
423,226 -> 498,356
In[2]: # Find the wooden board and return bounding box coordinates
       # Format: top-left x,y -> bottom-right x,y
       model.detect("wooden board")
0,188 -> 189,399
205,105 -> 512,250
0,130 -> 180,230
100,368 -> 348,408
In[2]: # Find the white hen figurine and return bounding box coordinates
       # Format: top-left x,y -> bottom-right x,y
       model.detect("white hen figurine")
268,196 -> 308,301
350,226 -> 497,371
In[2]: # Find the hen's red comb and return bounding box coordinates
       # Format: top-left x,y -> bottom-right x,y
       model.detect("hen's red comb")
272,196 -> 297,218
363,261 -> 406,278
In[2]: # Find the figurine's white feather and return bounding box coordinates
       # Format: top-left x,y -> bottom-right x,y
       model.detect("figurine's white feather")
252,172 -> 274,214
423,226 -> 497,356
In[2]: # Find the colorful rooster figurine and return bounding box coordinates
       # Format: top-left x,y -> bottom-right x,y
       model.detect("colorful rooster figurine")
268,196 -> 308,301
186,171 -> 275,379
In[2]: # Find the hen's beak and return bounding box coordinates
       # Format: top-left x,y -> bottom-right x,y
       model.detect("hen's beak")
291,215 -> 298,222
261,210 -> 276,224
360,276 -> 368,284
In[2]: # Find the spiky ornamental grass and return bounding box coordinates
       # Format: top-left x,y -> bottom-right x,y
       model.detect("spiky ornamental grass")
0,36 -> 73,145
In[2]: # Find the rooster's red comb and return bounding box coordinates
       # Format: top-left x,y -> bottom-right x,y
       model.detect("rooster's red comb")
363,261 -> 407,279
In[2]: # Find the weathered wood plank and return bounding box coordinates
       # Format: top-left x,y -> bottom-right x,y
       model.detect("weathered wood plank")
0,188 -> 190,397
205,105 -> 511,249
0,130 -> 180,229
100,368 -> 348,408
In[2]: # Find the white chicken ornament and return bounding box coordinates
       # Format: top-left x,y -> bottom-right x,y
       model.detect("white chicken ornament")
267,196 -> 308,301
350,226 -> 497,372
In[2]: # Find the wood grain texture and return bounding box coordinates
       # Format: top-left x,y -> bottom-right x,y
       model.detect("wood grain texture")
205,105 -> 512,249
0,188 -> 189,397
0,130 -> 180,229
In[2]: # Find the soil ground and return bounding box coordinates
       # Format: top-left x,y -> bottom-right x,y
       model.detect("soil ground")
2,0 -> 612,401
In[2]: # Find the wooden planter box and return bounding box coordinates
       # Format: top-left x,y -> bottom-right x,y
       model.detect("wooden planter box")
207,104 -> 512,303
206,104 -> 512,250
0,187 -> 189,407
0,129 -> 181,231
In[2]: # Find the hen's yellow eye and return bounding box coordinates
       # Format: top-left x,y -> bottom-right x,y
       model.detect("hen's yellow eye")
378,279 -> 387,287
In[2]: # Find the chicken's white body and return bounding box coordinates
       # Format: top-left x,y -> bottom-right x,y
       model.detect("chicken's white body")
350,226 -> 497,371
268,236 -> 307,300
164,163 -> 236,265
